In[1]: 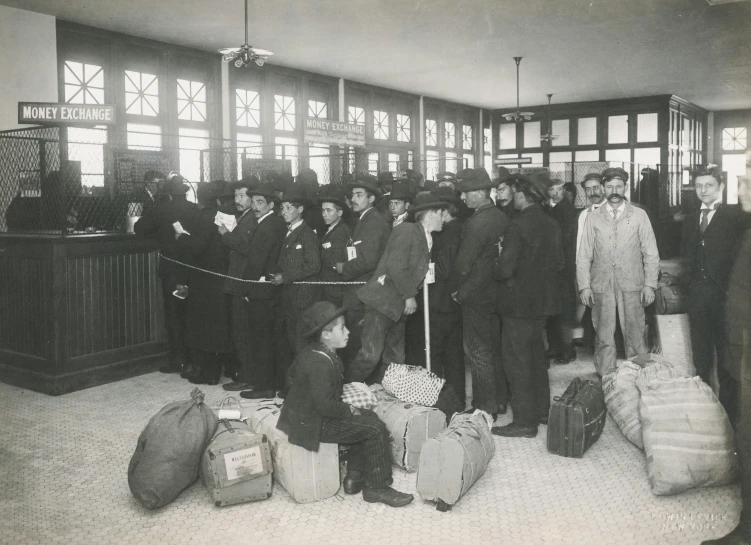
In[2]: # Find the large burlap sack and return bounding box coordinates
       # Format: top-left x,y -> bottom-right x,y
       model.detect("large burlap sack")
633,352 -> 691,381
637,375 -> 738,496
128,389 -> 218,509
603,362 -> 643,449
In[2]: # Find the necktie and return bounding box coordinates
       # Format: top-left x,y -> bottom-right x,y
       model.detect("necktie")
699,204 -> 719,235
612,208 -> 619,221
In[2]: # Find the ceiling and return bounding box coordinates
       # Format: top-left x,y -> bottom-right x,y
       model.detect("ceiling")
3,0 -> 751,111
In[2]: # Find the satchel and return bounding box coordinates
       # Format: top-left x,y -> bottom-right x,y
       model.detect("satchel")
341,382 -> 378,409
547,378 -> 607,458
382,363 -> 445,407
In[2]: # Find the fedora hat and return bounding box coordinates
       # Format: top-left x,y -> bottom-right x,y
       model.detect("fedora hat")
454,168 -> 495,192
377,171 -> 395,186
300,302 -> 347,339
388,182 -> 412,202
281,184 -> 311,206
432,185 -> 461,207
317,185 -> 347,208
410,191 -> 449,213
249,184 -> 278,202
347,173 -> 382,198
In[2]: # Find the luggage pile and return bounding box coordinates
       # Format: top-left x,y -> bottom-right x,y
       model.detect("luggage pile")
602,353 -> 738,496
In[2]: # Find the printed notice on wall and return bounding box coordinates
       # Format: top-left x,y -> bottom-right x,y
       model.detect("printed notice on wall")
224,446 -> 264,481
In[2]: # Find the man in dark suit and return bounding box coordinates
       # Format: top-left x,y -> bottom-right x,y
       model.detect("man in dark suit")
278,301 -> 413,507
236,185 -> 289,400
682,166 -> 751,423
318,185 -> 352,306
496,170 -> 517,221
272,185 -> 322,358
492,174 -> 564,438
346,193 -> 448,383
545,178 -> 579,364
336,175 -> 391,365
220,177 -> 260,391
297,168 -> 327,235
134,175 -> 197,374
387,182 -> 412,228
449,168 -> 510,417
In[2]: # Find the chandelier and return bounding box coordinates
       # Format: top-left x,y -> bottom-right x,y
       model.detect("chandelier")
540,94 -> 558,143
501,57 -> 534,123
219,0 -> 274,68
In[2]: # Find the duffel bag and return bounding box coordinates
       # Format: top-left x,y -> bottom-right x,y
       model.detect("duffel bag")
417,411 -> 495,511
199,419 -> 273,507
128,389 -> 218,509
637,375 -> 738,496
547,378 -> 607,458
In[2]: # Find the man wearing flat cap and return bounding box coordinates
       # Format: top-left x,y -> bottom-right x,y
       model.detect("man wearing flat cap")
577,167 -> 660,376
492,174 -> 564,438
134,174 -> 197,374
318,185 -> 352,307
278,301 -> 414,508
346,193 -> 448,383
449,168 -> 510,418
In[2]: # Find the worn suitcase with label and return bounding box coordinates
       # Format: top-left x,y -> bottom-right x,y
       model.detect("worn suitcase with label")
248,406 -> 340,504
373,392 -> 447,472
199,419 -> 273,507
547,378 -> 607,458
416,411 -> 495,511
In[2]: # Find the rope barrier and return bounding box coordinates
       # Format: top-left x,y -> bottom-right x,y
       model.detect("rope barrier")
159,254 -> 366,285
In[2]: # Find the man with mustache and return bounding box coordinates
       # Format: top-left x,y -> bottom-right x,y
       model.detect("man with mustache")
576,167 -> 659,376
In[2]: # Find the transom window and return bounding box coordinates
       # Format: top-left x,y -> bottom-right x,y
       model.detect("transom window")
64,61 -> 104,105
236,89 -> 260,128
462,125 -> 473,150
125,70 -> 159,116
445,122 -> 456,148
308,100 -> 327,119
396,114 -> 411,142
177,79 -> 206,122
274,95 -> 296,131
348,106 -> 365,125
426,119 -> 437,147
723,127 -> 747,151
374,110 -> 389,140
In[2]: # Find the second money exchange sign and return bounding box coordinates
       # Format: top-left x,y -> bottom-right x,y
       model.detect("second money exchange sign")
304,117 -> 365,147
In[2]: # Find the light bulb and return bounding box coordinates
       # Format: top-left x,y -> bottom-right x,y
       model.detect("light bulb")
234,58 -> 243,68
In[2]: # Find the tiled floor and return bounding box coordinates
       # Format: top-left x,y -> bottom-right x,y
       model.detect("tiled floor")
0,352 -> 740,545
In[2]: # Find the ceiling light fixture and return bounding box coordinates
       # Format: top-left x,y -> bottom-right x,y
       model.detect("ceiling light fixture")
501,57 -> 534,123
219,0 -> 274,68
540,94 -> 558,143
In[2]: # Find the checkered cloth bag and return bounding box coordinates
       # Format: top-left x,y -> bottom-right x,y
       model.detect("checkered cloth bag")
382,363 -> 445,407
341,382 -> 378,409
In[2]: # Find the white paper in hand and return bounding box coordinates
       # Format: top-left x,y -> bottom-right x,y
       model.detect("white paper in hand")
172,221 -> 190,235
214,212 -> 237,232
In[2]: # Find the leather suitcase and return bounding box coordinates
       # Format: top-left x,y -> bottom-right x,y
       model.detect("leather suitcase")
416,411 -> 495,511
547,378 -> 607,458
655,285 -> 687,315
199,419 -> 273,507
373,392 -> 447,472
248,406 -> 340,504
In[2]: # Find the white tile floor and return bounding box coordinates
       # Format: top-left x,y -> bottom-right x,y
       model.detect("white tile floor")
0,352 -> 740,545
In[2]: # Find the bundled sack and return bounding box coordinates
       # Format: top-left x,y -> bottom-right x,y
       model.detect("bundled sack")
417,411 -> 495,511
547,378 -> 607,458
128,389 -> 218,509
603,362 -> 644,449
199,419 -> 273,507
635,352 -> 690,381
637,375 -> 738,496
248,406 -> 340,504
373,390 -> 446,472
342,382 -> 378,409
382,363 -> 445,406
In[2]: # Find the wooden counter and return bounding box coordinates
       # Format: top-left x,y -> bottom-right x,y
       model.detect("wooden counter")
0,233 -> 166,394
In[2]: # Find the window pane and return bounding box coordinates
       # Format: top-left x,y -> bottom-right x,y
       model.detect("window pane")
523,121 -> 541,148
445,122 -> 456,148
634,147 -> 661,168
236,132 -> 262,178
549,151 -> 573,164
425,119 -> 437,147
308,100 -> 327,119
608,115 -> 629,144
347,106 -> 364,125
462,125 -> 473,150
578,117 -> 597,145
605,148 -> 631,165
179,128 -> 210,184
396,114 -> 411,143
445,151 -> 457,173
275,137 -> 298,176
521,153 -> 543,167
65,61 -> 104,105
127,123 -> 161,150
177,79 -> 207,122
575,150 -> 599,162
463,153 -> 474,169
274,95 -> 296,131
723,153 -> 747,204
374,110 -> 389,140
236,89 -> 260,128
484,154 -> 493,176
426,150 -> 440,181
637,113 -> 658,143
483,127 -> 491,147
723,127 -> 747,151
368,152 -> 379,174
551,119 -> 569,146
67,127 -> 107,187
125,70 -> 159,117
388,153 -> 400,173
499,123 -> 516,149
310,144 -> 330,185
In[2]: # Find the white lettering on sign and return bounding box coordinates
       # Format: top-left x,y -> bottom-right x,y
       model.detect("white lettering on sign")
18,102 -> 116,125
224,445 -> 264,481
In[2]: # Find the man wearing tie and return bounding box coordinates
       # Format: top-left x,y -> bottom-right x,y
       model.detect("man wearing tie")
682,165 -> 751,423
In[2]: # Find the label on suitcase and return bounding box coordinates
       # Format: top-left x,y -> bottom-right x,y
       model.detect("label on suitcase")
200,419 -> 273,507
547,378 -> 607,458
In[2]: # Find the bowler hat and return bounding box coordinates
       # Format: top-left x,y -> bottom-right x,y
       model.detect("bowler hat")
410,191 -> 449,214
432,185 -> 462,207
455,168 -> 495,192
602,167 -> 629,184
163,176 -> 189,195
348,173 -> 382,198
300,301 -> 347,339
281,184 -> 311,206
317,185 -> 347,208
377,172 -> 395,186
388,182 -> 412,202
249,184 -> 278,202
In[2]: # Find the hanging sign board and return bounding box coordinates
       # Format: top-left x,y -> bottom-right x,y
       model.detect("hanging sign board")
18,102 -> 116,126
303,117 -> 366,147
495,157 -> 532,165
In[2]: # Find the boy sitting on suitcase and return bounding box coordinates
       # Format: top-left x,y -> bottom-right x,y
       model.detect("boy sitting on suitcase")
277,301 -> 414,507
